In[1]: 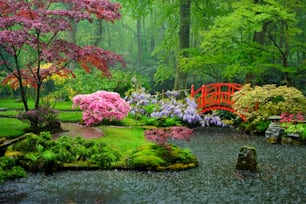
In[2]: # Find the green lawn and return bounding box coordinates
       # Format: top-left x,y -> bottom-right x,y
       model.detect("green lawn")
0,97 -> 149,139
99,126 -> 148,153
58,111 -> 82,122
0,98 -> 76,111
0,98 -> 82,138
0,99 -> 34,110
53,101 -> 76,111
0,118 -> 30,138
0,110 -> 19,118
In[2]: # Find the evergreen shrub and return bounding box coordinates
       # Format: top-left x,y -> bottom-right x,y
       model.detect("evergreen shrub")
233,84 -> 306,134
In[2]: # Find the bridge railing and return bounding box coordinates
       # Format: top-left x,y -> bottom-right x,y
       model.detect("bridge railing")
191,83 -> 246,120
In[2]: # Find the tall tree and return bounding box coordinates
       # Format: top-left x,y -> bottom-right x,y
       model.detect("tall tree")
188,0 -> 304,86
174,0 -> 191,90
154,0 -> 234,89
120,0 -> 153,70
0,0 -> 124,129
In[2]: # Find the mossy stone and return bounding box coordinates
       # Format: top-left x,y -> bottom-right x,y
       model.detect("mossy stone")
235,146 -> 257,172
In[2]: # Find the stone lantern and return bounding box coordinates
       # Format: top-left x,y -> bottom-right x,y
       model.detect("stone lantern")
265,115 -> 285,144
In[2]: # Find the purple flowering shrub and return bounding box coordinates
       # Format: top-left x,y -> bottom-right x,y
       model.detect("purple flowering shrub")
73,91 -> 130,126
125,87 -> 157,117
126,89 -> 226,127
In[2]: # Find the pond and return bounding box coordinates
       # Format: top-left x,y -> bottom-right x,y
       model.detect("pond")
1,127 -> 305,203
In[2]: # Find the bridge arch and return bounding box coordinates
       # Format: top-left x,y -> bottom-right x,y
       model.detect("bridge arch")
190,83 -> 246,121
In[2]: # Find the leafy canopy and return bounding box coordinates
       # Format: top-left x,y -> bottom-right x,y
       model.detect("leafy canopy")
181,0 -> 302,81
0,0 -> 124,110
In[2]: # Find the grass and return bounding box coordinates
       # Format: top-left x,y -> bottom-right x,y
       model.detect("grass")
0,110 -> 142,138
0,118 -> 30,138
0,110 -> 19,118
99,126 -> 148,153
0,99 -> 34,110
120,116 -> 145,127
0,110 -> 83,138
53,101 -> 76,111
0,98 -> 82,138
58,111 -> 82,122
0,98 -> 76,111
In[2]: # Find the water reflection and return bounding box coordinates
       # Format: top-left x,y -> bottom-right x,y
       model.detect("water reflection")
1,127 -> 306,203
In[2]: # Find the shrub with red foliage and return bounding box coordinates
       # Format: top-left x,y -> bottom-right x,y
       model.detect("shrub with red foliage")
145,126 -> 193,148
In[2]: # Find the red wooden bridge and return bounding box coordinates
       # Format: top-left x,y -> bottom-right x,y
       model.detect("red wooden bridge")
191,83 -> 246,121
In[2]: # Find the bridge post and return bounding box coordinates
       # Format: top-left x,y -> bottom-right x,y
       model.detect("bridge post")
191,84 -> 195,97
201,85 -> 205,109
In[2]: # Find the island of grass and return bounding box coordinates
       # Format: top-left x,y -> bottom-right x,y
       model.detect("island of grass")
1,122 -> 198,182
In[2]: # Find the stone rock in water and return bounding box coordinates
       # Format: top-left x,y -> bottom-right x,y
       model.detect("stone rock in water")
235,146 -> 257,172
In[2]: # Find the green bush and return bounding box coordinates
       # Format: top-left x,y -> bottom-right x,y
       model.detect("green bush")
281,123 -> 306,140
12,132 -> 53,152
0,157 -> 27,183
233,84 -> 306,134
48,69 -> 149,100
12,132 -> 121,171
126,144 -> 197,171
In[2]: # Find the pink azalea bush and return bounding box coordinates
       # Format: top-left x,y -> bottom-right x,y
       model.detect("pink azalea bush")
72,91 -> 130,126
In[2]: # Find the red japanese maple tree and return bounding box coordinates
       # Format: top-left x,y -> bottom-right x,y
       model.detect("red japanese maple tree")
0,0 -> 124,129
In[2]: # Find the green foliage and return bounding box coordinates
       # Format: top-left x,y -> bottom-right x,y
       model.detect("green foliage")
162,117 -> 182,127
0,157 -> 27,183
141,116 -> 160,126
89,141 -> 120,169
140,116 -> 182,127
303,128 -> 306,140
41,150 -> 56,162
256,120 -> 271,134
233,84 -> 306,133
11,131 -> 121,171
281,123 -> 306,140
50,135 -> 92,163
127,144 -> 167,170
4,122 -> 197,173
12,132 -> 53,152
126,143 -> 197,171
50,69 -> 149,99
188,0 -> 305,86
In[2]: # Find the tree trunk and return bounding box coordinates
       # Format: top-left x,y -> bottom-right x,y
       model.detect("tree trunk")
136,19 -> 143,69
247,0 -> 266,85
17,76 -> 29,111
174,0 -> 191,90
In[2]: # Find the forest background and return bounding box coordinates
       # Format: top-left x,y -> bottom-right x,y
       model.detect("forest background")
1,0 -> 305,98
